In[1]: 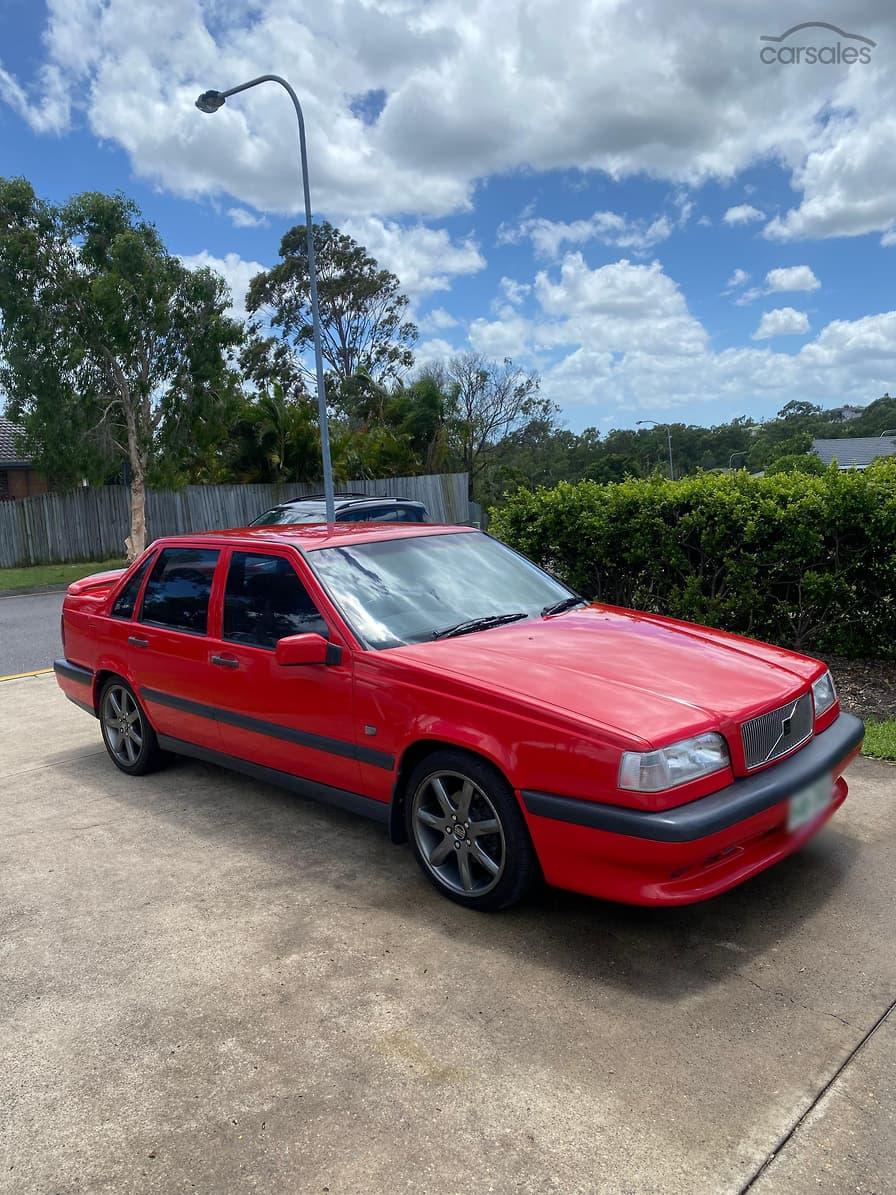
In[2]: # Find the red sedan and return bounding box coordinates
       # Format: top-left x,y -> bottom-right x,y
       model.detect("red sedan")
55,523 -> 864,911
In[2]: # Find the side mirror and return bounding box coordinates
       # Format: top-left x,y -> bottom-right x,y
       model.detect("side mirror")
275,633 -> 334,667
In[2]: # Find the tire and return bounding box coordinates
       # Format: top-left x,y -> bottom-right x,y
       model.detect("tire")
98,677 -> 165,776
404,748 -> 538,912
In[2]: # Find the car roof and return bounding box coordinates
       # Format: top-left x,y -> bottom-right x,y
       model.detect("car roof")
147,523 -> 472,553
275,494 -> 423,509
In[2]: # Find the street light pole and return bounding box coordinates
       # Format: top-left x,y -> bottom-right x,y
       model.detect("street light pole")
196,76 -> 335,523
636,420 -> 674,480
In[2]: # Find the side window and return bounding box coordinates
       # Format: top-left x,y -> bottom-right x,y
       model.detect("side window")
223,552 -> 328,649
139,547 -> 219,635
373,505 -> 418,522
111,553 -> 155,619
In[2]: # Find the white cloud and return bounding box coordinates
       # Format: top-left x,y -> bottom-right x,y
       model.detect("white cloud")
765,265 -> 820,293
499,277 -> 531,307
762,105 -> 896,242
419,306 -> 458,331
533,254 -> 707,357
500,210 -> 673,258
724,268 -> 750,292
227,207 -> 267,228
723,204 -> 765,226
734,287 -> 763,306
752,307 -> 811,340
468,307 -> 538,361
727,265 -> 820,304
456,256 -> 891,421
179,249 -> 265,322
342,217 -> 485,301
413,337 -> 457,369
1,0 -> 892,240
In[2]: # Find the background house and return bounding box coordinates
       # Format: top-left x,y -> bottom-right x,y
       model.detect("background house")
830,404 -> 866,422
0,416 -> 48,499
812,434 -> 896,470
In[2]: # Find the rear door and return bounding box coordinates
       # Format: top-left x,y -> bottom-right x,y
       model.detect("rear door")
205,548 -> 368,794
131,545 -> 223,750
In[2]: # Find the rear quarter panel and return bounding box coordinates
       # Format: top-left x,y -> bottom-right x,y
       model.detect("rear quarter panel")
60,569 -> 135,711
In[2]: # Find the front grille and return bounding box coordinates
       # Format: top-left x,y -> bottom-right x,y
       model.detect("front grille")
741,692 -> 813,770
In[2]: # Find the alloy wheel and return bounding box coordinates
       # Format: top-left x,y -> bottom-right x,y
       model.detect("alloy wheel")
102,685 -> 144,767
411,769 -> 506,896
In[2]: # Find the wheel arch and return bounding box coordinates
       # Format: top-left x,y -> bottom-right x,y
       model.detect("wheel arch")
389,736 -> 515,844
92,668 -> 118,715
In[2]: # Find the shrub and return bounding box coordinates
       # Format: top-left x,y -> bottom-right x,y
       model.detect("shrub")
490,460 -> 896,659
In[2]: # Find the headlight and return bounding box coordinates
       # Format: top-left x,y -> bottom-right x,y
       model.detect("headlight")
811,670 -> 837,718
618,732 -> 730,792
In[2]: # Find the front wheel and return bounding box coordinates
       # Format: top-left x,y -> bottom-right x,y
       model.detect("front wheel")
405,749 -> 538,911
99,678 -> 165,775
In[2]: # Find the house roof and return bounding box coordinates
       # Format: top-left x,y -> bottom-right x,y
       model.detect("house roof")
0,417 -> 32,467
812,436 -> 896,469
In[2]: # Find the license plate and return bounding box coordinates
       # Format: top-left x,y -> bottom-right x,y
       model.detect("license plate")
788,772 -> 833,832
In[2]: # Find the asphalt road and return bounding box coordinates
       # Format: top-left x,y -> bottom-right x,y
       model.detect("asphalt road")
2,672 -> 894,1193
0,590 -> 63,675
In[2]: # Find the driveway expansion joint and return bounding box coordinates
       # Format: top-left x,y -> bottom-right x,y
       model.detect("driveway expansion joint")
738,997 -> 896,1192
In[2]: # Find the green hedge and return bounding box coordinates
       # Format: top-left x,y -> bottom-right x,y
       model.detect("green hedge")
490,460 -> 896,659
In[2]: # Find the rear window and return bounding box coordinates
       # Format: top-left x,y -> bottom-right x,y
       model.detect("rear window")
111,553 -> 155,620
139,547 -> 219,635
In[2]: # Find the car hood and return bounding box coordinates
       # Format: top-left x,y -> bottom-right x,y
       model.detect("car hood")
392,605 -> 820,747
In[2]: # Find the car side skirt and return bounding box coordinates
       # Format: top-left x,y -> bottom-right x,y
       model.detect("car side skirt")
157,734 -> 392,826
522,711 -> 864,843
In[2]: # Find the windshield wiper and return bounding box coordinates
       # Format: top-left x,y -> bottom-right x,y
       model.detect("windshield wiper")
432,612 -> 528,640
541,595 -> 586,617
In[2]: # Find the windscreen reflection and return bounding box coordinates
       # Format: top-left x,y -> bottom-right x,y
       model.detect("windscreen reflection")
308,531 -> 571,649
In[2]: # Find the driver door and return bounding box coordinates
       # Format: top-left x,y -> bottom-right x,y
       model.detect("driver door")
205,548 -> 363,794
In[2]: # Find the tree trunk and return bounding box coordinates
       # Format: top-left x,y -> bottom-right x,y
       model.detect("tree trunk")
125,455 -> 147,561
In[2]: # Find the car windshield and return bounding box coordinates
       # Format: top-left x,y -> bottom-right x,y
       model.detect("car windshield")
252,503 -> 327,526
308,531 -> 573,649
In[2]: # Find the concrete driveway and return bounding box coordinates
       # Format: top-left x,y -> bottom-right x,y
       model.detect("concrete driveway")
1,674 -> 894,1194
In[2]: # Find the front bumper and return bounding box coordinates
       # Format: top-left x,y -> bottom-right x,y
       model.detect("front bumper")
522,712 -> 864,905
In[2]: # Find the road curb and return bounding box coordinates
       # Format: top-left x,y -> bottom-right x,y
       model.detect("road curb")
0,584 -> 70,598
0,667 -> 53,682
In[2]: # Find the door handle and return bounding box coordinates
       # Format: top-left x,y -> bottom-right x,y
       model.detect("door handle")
128,636 -> 149,648
210,654 -> 239,669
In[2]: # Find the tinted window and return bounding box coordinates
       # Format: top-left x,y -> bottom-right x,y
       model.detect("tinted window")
223,553 -> 328,649
251,503 -> 326,526
339,504 -> 424,523
367,505 -> 425,523
140,547 -> 219,634
111,553 -> 155,619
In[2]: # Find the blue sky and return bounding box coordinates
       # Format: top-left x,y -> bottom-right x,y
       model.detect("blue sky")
2,1 -> 896,432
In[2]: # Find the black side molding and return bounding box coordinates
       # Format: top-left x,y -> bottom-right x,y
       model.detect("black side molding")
157,735 -> 391,826
142,687 -> 394,771
54,658 -> 94,686
522,712 -> 865,843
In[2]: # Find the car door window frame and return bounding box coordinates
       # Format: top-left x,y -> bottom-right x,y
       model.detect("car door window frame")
109,549 -> 158,620
137,545 -> 221,637
219,547 -> 331,652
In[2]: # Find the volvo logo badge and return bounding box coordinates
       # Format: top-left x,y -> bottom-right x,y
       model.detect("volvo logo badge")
781,716 -> 793,737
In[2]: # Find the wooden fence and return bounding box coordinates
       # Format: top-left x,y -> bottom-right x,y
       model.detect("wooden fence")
0,474 -> 470,567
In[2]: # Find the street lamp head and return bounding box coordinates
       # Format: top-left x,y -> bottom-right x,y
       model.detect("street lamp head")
195,90 -> 226,114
